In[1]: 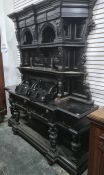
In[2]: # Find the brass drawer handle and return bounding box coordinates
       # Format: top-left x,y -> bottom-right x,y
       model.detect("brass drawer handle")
99,134 -> 104,153
99,133 -> 104,141
99,141 -> 104,153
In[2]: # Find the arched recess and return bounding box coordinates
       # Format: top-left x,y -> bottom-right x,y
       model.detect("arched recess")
40,23 -> 56,43
21,28 -> 33,45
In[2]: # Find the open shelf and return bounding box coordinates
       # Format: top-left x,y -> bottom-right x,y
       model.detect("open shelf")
18,66 -> 84,77
19,42 -> 85,49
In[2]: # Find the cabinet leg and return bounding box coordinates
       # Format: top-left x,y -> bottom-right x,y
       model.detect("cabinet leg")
11,108 -> 20,125
12,127 -> 18,135
47,160 -> 54,166
48,124 -> 58,153
71,135 -> 81,154
10,100 -> 20,125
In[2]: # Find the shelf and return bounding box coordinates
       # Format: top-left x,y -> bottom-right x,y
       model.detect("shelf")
18,67 -> 84,77
11,121 -> 50,153
18,42 -> 85,49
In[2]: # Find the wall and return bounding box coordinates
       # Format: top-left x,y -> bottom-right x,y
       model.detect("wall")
12,0 -> 104,106
14,0 -> 43,11
86,0 -> 104,106
0,0 -> 20,86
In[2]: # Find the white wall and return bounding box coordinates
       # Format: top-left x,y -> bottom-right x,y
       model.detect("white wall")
0,0 -> 20,86
86,0 -> 104,106
14,0 -> 43,11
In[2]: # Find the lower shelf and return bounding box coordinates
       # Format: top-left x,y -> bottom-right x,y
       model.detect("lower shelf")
8,118 -> 88,175
0,108 -> 6,122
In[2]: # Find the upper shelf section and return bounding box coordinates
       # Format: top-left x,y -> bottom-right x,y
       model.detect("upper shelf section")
8,0 -> 90,46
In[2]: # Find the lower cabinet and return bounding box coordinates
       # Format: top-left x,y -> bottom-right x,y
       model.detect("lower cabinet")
6,87 -> 97,175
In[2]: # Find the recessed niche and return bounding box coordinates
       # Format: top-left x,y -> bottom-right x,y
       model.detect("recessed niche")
42,26 -> 55,43
64,24 -> 71,37
75,22 -> 85,39
22,30 -> 33,45
22,51 -> 31,66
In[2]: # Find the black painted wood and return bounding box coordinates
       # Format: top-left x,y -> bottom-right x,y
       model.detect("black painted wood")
6,0 -> 98,175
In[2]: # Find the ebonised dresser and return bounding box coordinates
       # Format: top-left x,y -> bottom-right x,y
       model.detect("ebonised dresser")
6,0 -> 98,174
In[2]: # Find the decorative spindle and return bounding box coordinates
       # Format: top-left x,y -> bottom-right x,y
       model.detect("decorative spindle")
48,124 -> 58,153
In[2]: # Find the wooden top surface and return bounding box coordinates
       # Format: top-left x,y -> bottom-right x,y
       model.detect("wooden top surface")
89,107 -> 104,123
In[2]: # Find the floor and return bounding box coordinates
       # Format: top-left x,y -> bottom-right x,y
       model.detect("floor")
0,118 -> 87,175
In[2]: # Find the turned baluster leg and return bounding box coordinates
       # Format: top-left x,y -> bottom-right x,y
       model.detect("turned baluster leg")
57,79 -> 64,98
48,124 -> 58,153
9,98 -> 20,125
70,135 -> 82,175
13,109 -> 20,124
9,100 -> 15,119
71,134 -> 81,156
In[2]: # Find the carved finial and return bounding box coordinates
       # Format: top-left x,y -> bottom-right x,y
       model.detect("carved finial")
89,0 -> 97,9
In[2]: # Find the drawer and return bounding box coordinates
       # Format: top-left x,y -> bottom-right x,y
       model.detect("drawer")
9,96 -> 28,110
93,125 -> 104,140
31,107 -> 51,122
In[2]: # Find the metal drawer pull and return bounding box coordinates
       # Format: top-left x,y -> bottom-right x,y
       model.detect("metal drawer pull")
99,133 -> 104,141
99,134 -> 104,153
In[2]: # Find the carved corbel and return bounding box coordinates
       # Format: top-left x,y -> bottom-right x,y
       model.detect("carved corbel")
85,0 -> 97,37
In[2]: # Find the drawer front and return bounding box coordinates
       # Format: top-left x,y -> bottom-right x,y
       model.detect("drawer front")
92,124 -> 104,140
9,95 -> 28,111
31,107 -> 51,123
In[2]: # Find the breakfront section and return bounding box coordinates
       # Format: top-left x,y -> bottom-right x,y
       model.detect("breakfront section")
6,0 -> 98,175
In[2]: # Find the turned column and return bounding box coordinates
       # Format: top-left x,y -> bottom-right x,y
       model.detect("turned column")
9,97 -> 20,125
48,123 -> 58,153
71,134 -> 81,157
57,79 -> 64,98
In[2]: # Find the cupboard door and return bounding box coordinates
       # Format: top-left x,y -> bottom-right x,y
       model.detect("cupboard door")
99,134 -> 104,175
88,126 -> 104,175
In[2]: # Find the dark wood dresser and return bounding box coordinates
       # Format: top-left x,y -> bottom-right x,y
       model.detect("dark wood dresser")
0,39 -> 6,122
6,0 -> 97,174
88,107 -> 104,175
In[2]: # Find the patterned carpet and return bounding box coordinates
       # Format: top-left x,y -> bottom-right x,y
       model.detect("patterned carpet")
0,120 -> 87,175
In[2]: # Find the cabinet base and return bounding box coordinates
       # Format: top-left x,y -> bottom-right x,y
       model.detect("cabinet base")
8,118 -> 88,175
